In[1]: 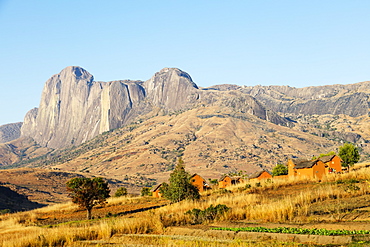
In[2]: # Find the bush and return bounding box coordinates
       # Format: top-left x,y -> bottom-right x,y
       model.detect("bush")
114,187 -> 128,197
141,187 -> 152,196
272,164 -> 288,176
185,204 -> 230,224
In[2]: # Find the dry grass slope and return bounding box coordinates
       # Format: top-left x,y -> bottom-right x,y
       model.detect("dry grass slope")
1,165 -> 370,246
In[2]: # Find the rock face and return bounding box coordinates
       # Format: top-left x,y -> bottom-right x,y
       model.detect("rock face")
21,67 -> 148,148
144,68 -> 199,111
239,83 -> 370,117
20,66 -> 369,149
20,66 -> 199,148
20,66 -> 292,149
0,122 -> 22,143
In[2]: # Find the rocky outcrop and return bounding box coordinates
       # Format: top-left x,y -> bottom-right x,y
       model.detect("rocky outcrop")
208,91 -> 293,127
144,68 -> 199,111
0,122 -> 22,143
20,66 -> 295,149
20,67 -> 200,148
210,82 -> 370,117
21,67 -> 147,148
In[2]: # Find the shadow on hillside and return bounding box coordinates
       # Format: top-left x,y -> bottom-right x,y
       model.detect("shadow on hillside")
0,186 -> 47,213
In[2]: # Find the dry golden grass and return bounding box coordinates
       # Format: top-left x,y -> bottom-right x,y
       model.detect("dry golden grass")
1,167 -> 370,246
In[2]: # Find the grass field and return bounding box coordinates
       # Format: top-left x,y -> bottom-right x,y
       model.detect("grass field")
1,165 -> 370,246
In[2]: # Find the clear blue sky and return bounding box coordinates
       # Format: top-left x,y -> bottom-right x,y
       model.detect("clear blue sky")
0,0 -> 369,125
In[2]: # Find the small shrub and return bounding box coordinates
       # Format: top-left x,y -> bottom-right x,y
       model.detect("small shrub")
344,184 -> 360,192
185,204 -> 230,224
114,187 -> 128,197
141,187 -> 152,196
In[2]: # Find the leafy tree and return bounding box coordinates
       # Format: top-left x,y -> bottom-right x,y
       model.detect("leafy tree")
160,158 -> 200,203
114,187 -> 128,197
312,151 -> 336,160
271,164 -> 288,176
141,187 -> 152,196
339,143 -> 360,171
66,177 -> 110,220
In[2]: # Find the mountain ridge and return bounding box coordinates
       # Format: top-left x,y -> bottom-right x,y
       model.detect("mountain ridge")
0,66 -> 369,183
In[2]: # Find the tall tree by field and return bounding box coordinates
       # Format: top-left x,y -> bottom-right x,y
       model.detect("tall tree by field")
271,164 -> 288,176
338,143 -> 360,171
160,158 -> 200,203
66,177 -> 110,220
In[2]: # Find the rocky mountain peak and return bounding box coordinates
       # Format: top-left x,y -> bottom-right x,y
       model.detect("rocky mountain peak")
60,66 -> 94,82
143,67 -> 199,110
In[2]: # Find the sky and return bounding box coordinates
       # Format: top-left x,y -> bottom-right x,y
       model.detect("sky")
0,0 -> 369,125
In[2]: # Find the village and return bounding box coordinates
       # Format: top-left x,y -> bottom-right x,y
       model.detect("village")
152,154 -> 343,198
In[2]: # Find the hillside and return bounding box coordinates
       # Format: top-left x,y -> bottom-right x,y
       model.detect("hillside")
0,66 -> 369,189
213,81 -> 370,117
0,185 -> 43,212
0,168 -> 141,205
0,122 -> 22,143
1,165 -> 370,246
9,104 -> 370,185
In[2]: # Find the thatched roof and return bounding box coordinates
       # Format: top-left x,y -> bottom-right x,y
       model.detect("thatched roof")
152,183 -> 163,192
318,155 -> 336,163
249,170 -> 271,179
219,175 -> 243,182
295,160 -> 320,169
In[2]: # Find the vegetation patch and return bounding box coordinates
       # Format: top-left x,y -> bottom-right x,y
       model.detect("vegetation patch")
185,204 -> 230,224
212,226 -> 370,236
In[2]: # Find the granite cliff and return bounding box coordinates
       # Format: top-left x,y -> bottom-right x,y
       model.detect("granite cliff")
20,66 -> 290,148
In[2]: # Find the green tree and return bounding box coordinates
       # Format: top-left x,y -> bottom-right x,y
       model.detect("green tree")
160,158 -> 200,203
66,177 -> 110,220
141,187 -> 152,196
339,143 -> 360,171
114,187 -> 128,197
312,151 -> 336,160
271,164 -> 288,176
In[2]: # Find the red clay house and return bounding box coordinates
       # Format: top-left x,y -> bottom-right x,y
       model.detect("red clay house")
218,175 -> 244,189
249,170 -> 272,181
190,174 -> 210,192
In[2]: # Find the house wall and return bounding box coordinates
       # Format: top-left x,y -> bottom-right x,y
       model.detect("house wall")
295,161 -> 326,180
191,174 -> 206,192
250,171 -> 272,182
152,189 -> 162,198
259,171 -> 272,180
312,160 -> 326,180
326,156 -> 342,173
287,159 -> 297,177
218,177 -> 231,189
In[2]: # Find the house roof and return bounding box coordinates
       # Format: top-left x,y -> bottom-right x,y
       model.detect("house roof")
318,155 -> 336,163
219,175 -> 243,182
289,158 -> 309,165
190,173 -> 206,181
249,170 -> 270,179
152,183 -> 162,192
295,160 -> 320,169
